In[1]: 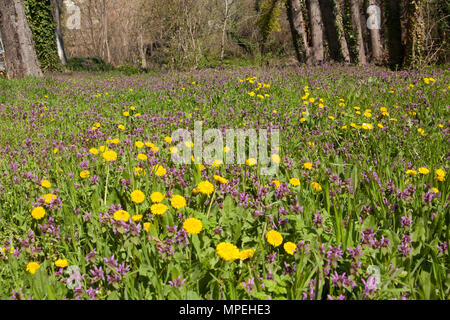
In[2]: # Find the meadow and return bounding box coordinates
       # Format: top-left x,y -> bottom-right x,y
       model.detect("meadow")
0,64 -> 448,300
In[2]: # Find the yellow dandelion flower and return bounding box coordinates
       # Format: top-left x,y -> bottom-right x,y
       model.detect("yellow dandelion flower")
246,158 -> 257,166
284,242 -> 297,255
135,141 -> 144,149
213,175 -> 228,184
55,259 -> 68,268
312,182 -> 322,191
216,242 -> 240,261
137,153 -> 148,161
171,195 -> 187,209
26,262 -> 40,274
80,170 -> 90,179
150,203 -> 168,216
130,190 -> 146,204
31,207 -> 46,220
41,180 -> 51,188
197,181 -> 214,195
131,214 -> 143,222
152,165 -> 166,177
150,192 -> 165,203
289,178 -> 300,187
113,210 -> 130,222
418,167 -> 430,175
183,218 -> 203,235
89,148 -> 99,155
102,150 -> 117,162
239,249 -> 256,261
266,230 -> 283,247
42,194 -> 57,204
271,154 -> 281,164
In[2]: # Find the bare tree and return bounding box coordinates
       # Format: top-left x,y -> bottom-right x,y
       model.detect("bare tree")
0,0 -> 43,78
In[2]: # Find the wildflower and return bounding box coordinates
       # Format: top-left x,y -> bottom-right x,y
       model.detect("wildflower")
271,154 -> 281,164
216,242 -> 240,261
150,203 -> 168,216
213,175 -> 228,184
135,141 -> 144,149
41,180 -> 51,188
169,146 -> 178,154
26,262 -> 40,274
152,165 -> 166,177
150,192 -> 165,203
134,167 -> 145,177
31,207 -> 46,220
239,249 -> 256,260
143,222 -> 151,232
80,170 -> 90,179
164,136 -> 172,144
118,125 -> 125,130
55,259 -> 68,268
89,148 -> 99,155
266,230 -> 283,247
435,169 -> 445,181
284,242 -> 297,255
289,178 -> 300,186
271,180 -> 281,189
311,182 -> 322,191
137,153 -> 148,161
246,158 -> 257,166
168,275 -> 186,288
42,194 -> 57,204
113,210 -> 130,222
361,123 -> 373,130
171,195 -> 187,209
212,159 -> 223,167
197,181 -> 214,195
123,111 -> 129,117
406,169 -> 417,176
183,218 -> 203,235
131,214 -> 143,222
130,190 -> 146,204
418,167 -> 430,175
102,150 -> 117,162
303,162 -> 313,170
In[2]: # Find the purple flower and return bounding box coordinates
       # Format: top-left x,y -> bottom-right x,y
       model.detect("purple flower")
168,275 -> 186,288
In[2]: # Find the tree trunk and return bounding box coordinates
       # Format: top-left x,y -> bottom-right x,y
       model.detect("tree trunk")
308,0 -> 324,63
139,33 -> 147,70
102,0 -> 111,63
384,0 -> 404,69
0,0 -> 43,78
286,0 -> 312,64
319,0 -> 350,62
404,0 -> 426,68
349,0 -> 366,64
366,0 -> 382,63
50,0 -> 67,65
